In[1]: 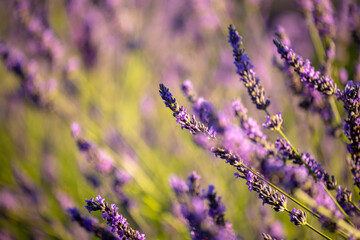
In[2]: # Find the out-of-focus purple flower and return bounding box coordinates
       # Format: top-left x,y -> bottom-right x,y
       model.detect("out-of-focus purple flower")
171,173 -> 237,239
68,207 -> 120,239
339,68 -> 349,84
0,189 -> 18,210
186,171 -> 201,196
181,79 -> 197,103
289,208 -> 307,226
232,99 -> 270,152
71,122 -> 114,174
96,150 -> 114,173
0,41 -> 50,108
170,176 -> 188,196
294,0 -> 313,12
228,24 -> 270,110
262,113 -> 283,131
223,125 -> 253,161
273,39 -> 338,96
204,185 -> 226,226
312,0 -> 335,39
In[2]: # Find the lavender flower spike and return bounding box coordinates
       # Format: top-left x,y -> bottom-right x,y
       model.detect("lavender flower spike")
228,24 -> 270,110
289,208 -> 307,226
263,113 -> 283,131
273,39 -> 337,96
85,195 -> 145,240
159,84 -> 212,136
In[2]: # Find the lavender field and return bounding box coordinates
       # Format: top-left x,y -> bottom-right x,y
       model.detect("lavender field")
0,0 -> 360,239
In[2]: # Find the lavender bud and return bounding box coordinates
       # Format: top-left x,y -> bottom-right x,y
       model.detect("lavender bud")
289,208 -> 307,226
263,113 -> 283,131
275,138 -> 296,159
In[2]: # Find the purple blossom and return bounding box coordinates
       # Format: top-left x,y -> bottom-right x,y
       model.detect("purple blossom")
228,24 -> 270,110
339,81 -> 360,188
273,39 -> 338,96
232,99 -> 268,149
312,0 -> 335,38
275,138 -> 295,159
289,208 -> 307,226
159,83 -> 212,136
170,176 -> 188,195
336,186 -> 357,216
181,79 -> 197,103
68,207 -> 119,239
262,113 -> 283,131
301,152 -> 326,180
85,195 -> 145,240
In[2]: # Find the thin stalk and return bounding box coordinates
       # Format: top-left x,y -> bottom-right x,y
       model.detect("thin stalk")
305,223 -> 333,240
329,97 -> 341,126
304,12 -> 325,63
244,165 -> 320,218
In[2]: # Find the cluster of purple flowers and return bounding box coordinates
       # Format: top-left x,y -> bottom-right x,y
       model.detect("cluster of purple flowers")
170,172 -> 237,240
273,39 -> 337,96
158,16 -> 360,239
84,196 -> 145,240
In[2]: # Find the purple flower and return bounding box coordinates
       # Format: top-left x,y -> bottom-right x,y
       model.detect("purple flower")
312,0 -> 335,38
181,79 -> 197,103
68,207 -> 119,239
262,113 -> 283,131
170,176 -> 188,195
273,39 -> 338,96
228,24 -> 270,110
96,150 -> 114,174
289,208 -> 307,226
275,138 -> 295,159
84,195 -> 145,239
301,152 -> 326,180
159,84 -> 212,136
232,99 -> 268,149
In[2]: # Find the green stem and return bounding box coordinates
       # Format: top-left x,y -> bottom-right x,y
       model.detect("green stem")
329,97 -> 341,126
245,166 -> 320,218
305,223 -> 333,240
304,12 -> 325,62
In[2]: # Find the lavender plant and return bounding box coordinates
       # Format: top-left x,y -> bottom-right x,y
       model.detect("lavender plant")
2,0 -> 360,239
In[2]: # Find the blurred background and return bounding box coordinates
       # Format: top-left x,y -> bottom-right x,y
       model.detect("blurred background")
0,0 -> 356,239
